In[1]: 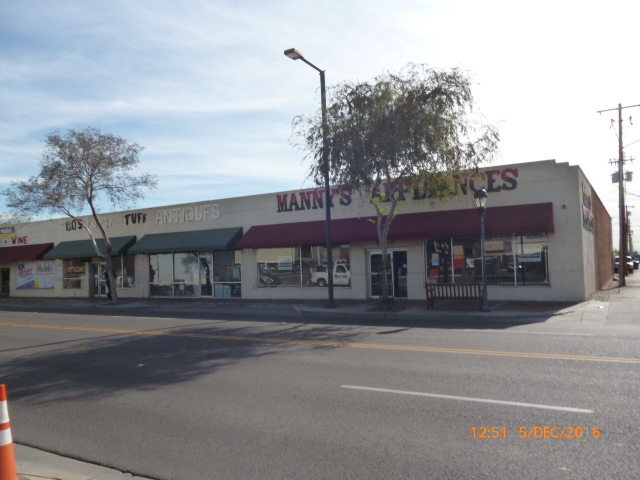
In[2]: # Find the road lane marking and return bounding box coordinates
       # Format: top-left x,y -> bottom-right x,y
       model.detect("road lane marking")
461,329 -> 594,336
341,385 -> 594,413
112,316 -> 180,320
1,321 -> 639,364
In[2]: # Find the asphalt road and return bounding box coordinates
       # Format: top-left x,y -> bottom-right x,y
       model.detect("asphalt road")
1,308 -> 639,479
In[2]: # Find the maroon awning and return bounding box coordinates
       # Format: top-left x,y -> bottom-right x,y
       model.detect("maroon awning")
0,243 -> 54,263
236,203 -> 554,249
236,217 -> 377,249
389,202 -> 555,239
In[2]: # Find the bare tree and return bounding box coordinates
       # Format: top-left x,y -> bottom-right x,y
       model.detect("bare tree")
292,64 -> 499,306
0,212 -> 32,225
3,127 -> 157,304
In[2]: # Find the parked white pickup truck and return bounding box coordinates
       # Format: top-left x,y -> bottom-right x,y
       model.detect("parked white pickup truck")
309,264 -> 351,287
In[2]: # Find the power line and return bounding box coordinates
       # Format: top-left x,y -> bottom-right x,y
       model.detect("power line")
598,102 -> 640,286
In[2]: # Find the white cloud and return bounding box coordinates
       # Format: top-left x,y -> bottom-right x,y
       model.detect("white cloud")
2,0 -> 640,246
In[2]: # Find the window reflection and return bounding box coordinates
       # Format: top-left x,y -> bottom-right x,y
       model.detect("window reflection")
149,251 -> 241,297
256,245 -> 351,288
111,255 -> 135,288
426,234 -> 549,286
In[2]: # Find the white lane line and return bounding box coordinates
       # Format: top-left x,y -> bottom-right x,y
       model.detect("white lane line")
460,329 -> 593,336
341,385 -> 593,413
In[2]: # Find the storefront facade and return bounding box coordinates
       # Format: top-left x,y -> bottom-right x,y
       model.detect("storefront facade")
0,160 -> 613,303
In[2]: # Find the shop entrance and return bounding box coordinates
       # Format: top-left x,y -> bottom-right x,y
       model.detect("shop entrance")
368,250 -> 408,299
91,263 -> 109,298
0,268 -> 9,295
199,252 -> 213,296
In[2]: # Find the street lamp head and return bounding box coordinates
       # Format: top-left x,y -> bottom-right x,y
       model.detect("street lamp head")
284,48 -> 304,60
474,188 -> 488,213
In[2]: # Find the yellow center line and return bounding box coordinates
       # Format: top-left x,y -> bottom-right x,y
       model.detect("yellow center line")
2,321 -> 639,364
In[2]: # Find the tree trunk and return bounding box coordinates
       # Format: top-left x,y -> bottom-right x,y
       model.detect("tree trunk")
104,245 -> 119,305
374,183 -> 400,310
380,241 -> 391,307
86,199 -> 119,305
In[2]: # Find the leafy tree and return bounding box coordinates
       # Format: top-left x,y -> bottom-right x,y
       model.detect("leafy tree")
3,127 -> 157,304
292,64 -> 499,305
0,212 -> 32,225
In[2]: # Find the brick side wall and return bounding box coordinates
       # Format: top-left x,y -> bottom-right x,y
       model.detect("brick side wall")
592,190 -> 613,289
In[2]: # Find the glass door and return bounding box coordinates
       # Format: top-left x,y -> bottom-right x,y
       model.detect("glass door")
199,252 -> 213,297
91,263 -> 108,297
369,252 -> 392,298
368,250 -> 408,298
0,268 -> 10,295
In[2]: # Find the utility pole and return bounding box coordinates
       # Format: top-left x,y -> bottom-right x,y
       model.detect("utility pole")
598,103 -> 640,287
628,208 -> 633,258
618,103 -> 626,287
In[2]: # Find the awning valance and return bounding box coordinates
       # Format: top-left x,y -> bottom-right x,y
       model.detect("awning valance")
127,228 -> 243,254
236,203 -> 554,249
389,202 -> 555,240
0,243 -> 54,263
236,217 -> 377,249
43,236 -> 137,260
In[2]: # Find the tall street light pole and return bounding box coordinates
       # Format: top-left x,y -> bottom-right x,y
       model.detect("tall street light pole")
474,188 -> 490,312
284,48 -> 335,308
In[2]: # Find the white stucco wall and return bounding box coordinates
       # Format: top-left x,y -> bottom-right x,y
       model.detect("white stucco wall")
0,159 -> 608,302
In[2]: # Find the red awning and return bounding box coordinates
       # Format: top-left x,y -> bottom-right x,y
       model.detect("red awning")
236,203 -> 554,249
0,243 -> 54,263
236,217 -> 378,249
389,202 -> 555,240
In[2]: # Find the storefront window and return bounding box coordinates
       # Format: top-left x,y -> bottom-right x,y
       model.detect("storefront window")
111,255 -> 135,288
150,251 -> 241,297
212,250 -> 241,298
174,252 -> 199,297
150,253 -> 174,296
63,259 -> 85,289
508,235 -> 549,285
257,245 -> 350,288
426,234 -> 549,286
256,247 -> 297,287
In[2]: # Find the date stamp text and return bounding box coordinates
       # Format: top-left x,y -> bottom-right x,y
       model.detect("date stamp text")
472,426 -> 601,439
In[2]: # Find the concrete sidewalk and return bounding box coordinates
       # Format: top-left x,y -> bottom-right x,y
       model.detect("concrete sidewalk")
9,275 -> 640,480
0,291 -> 602,323
16,444 -> 154,480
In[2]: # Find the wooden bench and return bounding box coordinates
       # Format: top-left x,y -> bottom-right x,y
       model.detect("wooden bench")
425,282 -> 484,310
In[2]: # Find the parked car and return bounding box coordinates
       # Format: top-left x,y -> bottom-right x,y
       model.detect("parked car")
309,264 -> 351,287
258,266 -> 281,286
634,256 -> 640,270
614,256 -> 634,274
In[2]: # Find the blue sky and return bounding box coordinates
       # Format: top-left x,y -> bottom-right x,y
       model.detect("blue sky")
2,0 -> 640,246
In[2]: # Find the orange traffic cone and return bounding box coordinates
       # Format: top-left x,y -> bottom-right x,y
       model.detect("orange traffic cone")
0,385 -> 17,480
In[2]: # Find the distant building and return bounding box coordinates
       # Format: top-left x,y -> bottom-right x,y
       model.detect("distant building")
0,160 -> 612,303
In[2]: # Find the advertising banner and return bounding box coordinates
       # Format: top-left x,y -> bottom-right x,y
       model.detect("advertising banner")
0,227 -> 15,239
582,181 -> 594,232
17,261 -> 55,289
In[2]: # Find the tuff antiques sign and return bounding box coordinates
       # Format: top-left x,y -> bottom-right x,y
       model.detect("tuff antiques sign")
64,203 -> 221,233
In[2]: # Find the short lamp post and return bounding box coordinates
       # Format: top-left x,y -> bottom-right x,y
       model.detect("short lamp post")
474,188 -> 490,312
284,47 -> 335,308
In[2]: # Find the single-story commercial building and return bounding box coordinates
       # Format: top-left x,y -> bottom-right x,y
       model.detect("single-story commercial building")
0,159 -> 613,303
